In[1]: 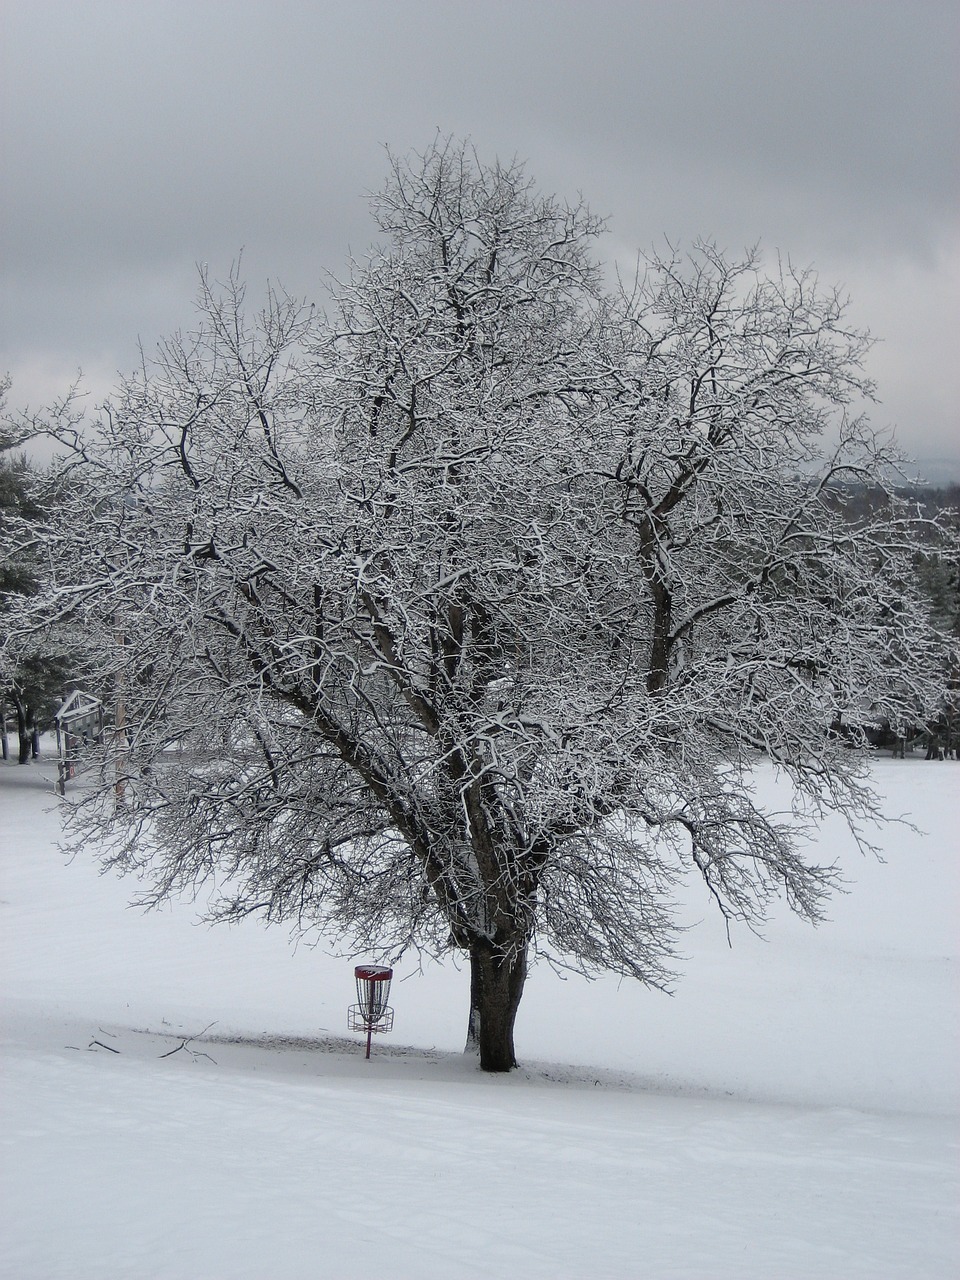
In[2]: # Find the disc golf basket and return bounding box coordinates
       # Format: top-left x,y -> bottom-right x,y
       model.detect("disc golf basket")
348,965 -> 394,1059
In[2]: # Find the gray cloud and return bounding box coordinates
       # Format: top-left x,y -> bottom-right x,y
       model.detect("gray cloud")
2,0 -> 957,468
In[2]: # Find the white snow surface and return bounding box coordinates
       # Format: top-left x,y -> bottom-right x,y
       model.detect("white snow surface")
1,753 -> 958,1279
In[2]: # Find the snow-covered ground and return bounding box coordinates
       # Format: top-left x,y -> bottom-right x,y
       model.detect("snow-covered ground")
1,753 -> 958,1278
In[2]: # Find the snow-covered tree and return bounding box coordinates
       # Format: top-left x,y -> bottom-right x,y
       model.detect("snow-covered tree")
3,141 -> 955,1069
0,383 -> 71,762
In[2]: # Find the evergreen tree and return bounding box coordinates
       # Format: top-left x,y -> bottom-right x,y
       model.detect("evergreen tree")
0,392 -> 70,762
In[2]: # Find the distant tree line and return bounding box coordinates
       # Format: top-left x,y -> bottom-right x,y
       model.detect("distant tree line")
2,428 -> 957,772
0,382 -> 70,762
825,480 -> 959,757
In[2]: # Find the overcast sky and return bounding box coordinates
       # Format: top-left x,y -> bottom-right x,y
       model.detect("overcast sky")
2,0 -> 958,475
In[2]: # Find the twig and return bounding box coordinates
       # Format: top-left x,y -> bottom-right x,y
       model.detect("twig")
158,1020 -> 219,1064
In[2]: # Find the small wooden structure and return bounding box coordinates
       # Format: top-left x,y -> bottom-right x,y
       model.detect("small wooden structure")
54,689 -> 104,794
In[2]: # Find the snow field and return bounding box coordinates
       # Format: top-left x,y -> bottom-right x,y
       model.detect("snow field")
1,754 -> 958,1278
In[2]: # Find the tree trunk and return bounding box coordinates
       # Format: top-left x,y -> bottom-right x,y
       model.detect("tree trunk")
464,938 -> 528,1072
15,699 -> 31,765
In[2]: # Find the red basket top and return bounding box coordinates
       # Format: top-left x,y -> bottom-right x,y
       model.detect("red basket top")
354,965 -> 393,982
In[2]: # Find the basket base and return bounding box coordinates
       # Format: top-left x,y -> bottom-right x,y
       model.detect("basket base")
347,1005 -> 394,1034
